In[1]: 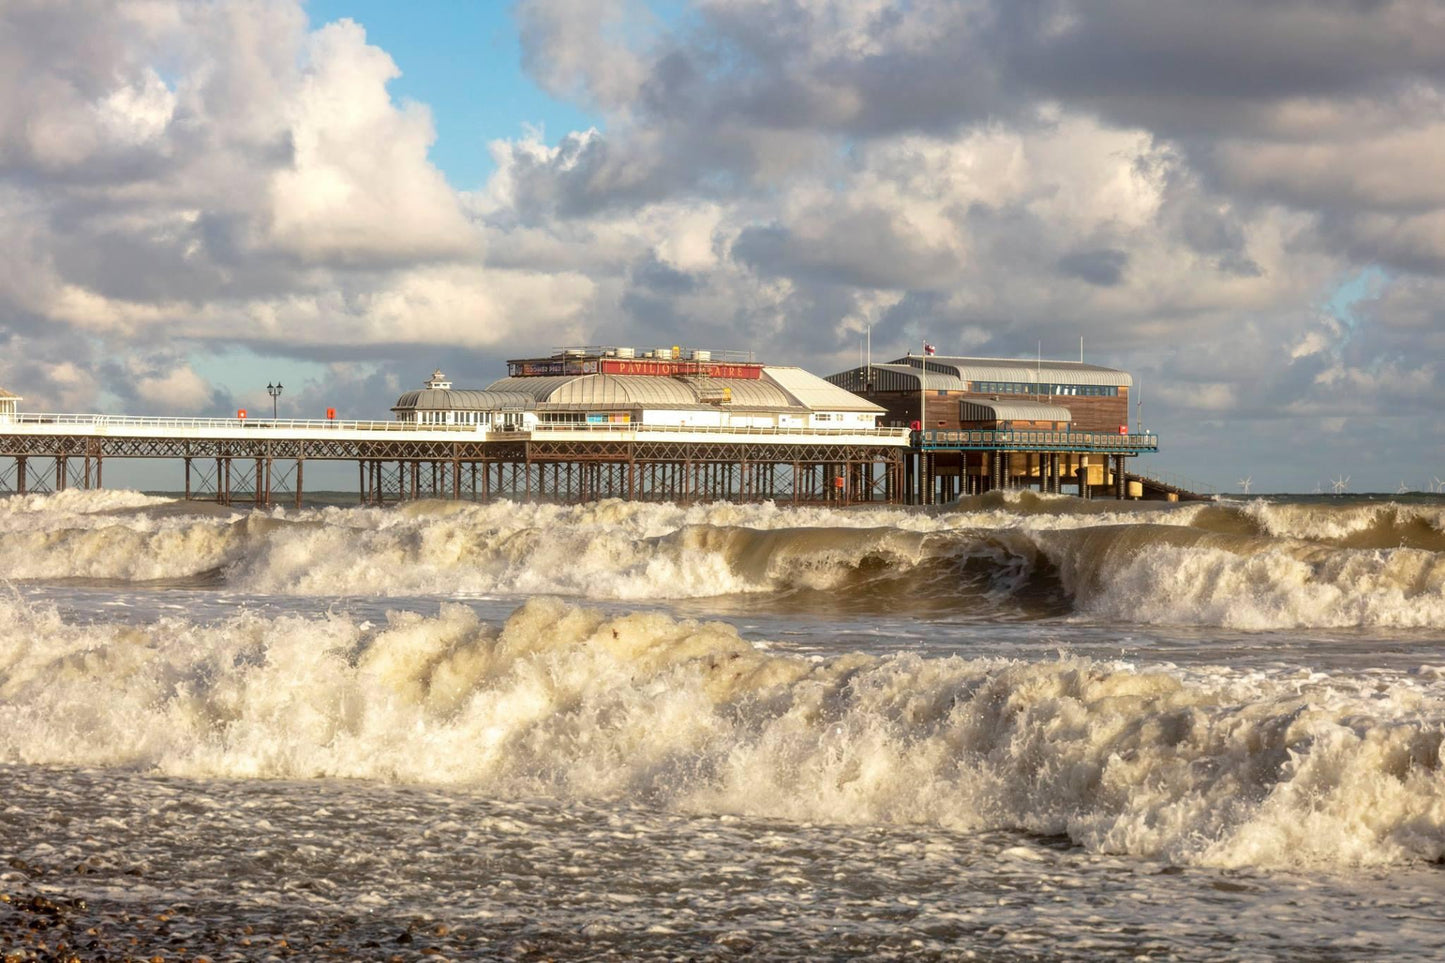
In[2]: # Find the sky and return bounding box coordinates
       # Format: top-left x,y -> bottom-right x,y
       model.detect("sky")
2,0 -> 1444,494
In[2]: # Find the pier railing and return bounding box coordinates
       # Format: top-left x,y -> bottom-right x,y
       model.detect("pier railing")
1128,467 -> 1217,495
529,423 -> 913,439
4,413 -> 443,432
916,428 -> 1159,454
0,413 -> 913,441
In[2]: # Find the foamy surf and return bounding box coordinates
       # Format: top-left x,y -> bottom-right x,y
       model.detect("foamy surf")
1,596 -> 1440,870
1,490 -> 1443,629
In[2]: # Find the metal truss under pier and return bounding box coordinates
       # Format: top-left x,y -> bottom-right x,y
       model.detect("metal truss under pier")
0,420 -> 908,507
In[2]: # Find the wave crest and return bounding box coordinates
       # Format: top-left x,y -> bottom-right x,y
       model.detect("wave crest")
2,598 -> 1441,869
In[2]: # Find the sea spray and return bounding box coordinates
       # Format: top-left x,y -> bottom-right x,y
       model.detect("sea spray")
2,596 -> 1441,869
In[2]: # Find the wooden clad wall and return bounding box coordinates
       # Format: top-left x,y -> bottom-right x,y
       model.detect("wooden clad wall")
866,388 -> 1129,432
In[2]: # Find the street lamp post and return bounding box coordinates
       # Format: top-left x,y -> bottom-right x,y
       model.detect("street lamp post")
267,382 -> 283,419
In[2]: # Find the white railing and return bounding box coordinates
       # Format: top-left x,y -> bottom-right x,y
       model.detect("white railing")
530,423 -> 912,439
5,413 -> 478,432
2,413 -> 912,440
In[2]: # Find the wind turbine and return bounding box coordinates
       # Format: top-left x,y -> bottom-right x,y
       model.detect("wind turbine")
1433,476 -> 1443,494
1331,475 -> 1350,495
1237,476 -> 1253,495
1397,481 -> 1411,495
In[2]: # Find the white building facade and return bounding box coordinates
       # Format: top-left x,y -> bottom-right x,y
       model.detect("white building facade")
391,350 -> 885,436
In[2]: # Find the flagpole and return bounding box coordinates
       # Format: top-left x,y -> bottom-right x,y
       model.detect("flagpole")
919,341 -> 926,432
920,341 -> 926,507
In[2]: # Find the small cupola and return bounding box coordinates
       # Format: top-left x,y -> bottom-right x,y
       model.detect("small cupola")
0,387 -> 20,419
425,369 -> 452,390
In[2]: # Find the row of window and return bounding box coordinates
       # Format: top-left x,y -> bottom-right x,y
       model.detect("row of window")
409,411 -> 520,425
970,382 -> 1119,397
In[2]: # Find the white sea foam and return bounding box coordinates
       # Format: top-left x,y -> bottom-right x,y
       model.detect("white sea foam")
1242,498 -> 1445,544
0,488 -> 176,521
1,493 -> 1442,629
1,597 -> 1441,869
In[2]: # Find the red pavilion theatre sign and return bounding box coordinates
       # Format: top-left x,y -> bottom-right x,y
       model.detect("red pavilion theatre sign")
598,359 -> 762,379
509,357 -> 763,379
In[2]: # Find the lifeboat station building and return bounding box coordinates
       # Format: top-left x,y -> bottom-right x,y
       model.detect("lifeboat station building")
826,353 -> 1162,501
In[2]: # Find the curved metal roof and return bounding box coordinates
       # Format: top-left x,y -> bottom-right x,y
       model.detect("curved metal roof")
889,355 -> 1132,387
392,389 -> 538,411
764,367 -> 885,412
482,373 -> 810,412
845,364 -> 966,392
395,367 -> 887,414
959,400 -> 1073,422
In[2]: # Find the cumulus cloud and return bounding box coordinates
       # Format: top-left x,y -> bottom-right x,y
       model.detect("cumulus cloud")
0,0 -> 583,364
266,19 -> 477,264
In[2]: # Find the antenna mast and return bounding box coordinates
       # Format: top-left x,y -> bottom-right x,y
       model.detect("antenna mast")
866,323 -> 872,392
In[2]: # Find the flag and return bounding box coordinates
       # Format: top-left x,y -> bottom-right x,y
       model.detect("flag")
923,342 -> 936,356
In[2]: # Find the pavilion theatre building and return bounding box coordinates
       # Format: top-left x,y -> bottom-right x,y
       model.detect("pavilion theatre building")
385,347 -> 908,504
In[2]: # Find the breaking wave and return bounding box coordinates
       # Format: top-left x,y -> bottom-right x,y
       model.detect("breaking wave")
1,596 -> 1441,870
0,490 -> 1442,630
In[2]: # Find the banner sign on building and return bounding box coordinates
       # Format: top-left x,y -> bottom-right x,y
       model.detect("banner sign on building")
598,360 -> 762,379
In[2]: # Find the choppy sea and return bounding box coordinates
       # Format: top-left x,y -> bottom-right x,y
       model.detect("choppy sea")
1,489 -> 1442,960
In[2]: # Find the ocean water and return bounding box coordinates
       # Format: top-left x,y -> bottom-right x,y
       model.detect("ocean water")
0,489 -> 1442,960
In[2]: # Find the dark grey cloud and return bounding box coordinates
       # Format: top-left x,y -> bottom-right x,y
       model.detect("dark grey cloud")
731,208 -> 962,291
1057,248 -> 1128,286
514,0 -> 1445,262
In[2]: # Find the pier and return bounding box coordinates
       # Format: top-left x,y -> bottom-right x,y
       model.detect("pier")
0,347 -> 1189,506
0,413 -> 1181,505
0,413 -> 912,506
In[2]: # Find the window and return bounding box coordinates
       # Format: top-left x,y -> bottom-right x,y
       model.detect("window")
971,380 -> 1117,398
